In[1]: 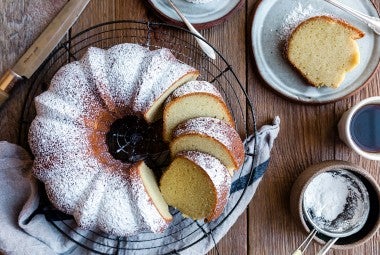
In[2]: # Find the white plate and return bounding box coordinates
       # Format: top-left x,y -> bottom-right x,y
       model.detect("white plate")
147,0 -> 243,29
252,0 -> 380,104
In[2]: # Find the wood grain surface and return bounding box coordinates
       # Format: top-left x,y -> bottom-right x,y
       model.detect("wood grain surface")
0,0 -> 67,76
0,0 -> 379,254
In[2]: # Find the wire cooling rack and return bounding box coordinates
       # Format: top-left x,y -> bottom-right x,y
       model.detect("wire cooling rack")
20,20 -> 257,254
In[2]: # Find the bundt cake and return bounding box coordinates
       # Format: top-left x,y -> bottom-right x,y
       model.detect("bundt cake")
160,151 -> 231,221
83,44 -> 199,121
29,43 -> 199,236
162,80 -> 234,142
34,90 -> 114,132
170,117 -> 245,175
286,16 -> 364,88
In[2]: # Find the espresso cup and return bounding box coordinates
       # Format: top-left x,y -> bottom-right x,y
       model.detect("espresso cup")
338,97 -> 380,161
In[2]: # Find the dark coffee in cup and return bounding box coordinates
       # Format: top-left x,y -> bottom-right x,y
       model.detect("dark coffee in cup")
350,104 -> 380,153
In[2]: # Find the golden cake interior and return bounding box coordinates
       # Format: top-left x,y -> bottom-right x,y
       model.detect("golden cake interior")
139,162 -> 173,220
160,156 -> 216,220
170,134 -> 236,174
287,16 -> 364,88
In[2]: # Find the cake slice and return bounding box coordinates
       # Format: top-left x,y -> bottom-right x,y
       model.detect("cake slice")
170,117 -> 245,175
286,16 -> 365,88
128,161 -> 173,233
160,151 -> 231,221
162,80 -> 234,142
132,48 -> 200,123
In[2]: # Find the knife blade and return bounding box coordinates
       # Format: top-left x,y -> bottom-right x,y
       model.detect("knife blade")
0,0 -> 90,106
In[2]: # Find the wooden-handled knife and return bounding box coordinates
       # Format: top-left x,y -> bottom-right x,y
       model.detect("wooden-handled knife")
0,0 -> 90,106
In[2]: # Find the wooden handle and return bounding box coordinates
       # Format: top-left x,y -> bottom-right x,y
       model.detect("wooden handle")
0,69 -> 22,92
0,70 -> 22,107
0,90 -> 9,106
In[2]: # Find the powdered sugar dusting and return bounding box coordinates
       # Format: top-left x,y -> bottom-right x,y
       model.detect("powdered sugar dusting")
279,2 -> 318,40
74,172 -> 107,229
173,117 -> 241,153
304,172 -> 350,221
169,80 -> 222,100
303,170 -> 370,234
36,156 -> 101,214
96,170 -> 140,236
28,116 -> 94,159
35,91 -> 113,132
128,163 -> 171,233
103,44 -> 148,114
35,91 -> 88,125
180,151 -> 230,190
133,49 -> 197,116
81,47 -> 116,111
29,116 -> 144,235
132,48 -> 173,112
172,117 -> 245,171
48,61 -> 107,115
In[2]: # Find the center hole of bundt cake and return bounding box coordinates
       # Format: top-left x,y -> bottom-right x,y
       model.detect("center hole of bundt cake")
106,116 -> 169,167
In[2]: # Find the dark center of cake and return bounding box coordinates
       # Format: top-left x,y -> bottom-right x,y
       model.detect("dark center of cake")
106,116 -> 169,168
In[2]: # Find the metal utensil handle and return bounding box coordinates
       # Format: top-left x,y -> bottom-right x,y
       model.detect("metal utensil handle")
167,0 -> 216,59
317,237 -> 339,255
325,0 -> 380,35
291,228 -> 317,255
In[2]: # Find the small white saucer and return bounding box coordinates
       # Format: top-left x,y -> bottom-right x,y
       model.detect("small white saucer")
146,0 -> 244,29
251,0 -> 380,104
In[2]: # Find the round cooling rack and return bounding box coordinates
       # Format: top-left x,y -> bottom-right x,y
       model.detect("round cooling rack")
19,20 -> 257,255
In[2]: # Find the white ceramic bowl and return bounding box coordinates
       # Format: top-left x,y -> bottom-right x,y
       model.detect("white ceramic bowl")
184,0 -> 214,4
338,96 -> 380,161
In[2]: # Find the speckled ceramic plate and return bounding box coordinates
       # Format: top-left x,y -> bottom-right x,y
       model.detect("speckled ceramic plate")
252,0 -> 380,104
146,0 -> 244,29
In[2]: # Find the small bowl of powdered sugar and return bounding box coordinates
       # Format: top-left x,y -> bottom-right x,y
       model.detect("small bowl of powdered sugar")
290,160 -> 380,250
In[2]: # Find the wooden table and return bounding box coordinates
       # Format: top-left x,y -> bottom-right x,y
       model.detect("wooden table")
1,0 -> 379,254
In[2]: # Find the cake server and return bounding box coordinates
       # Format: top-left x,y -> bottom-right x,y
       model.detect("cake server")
167,0 -> 216,60
324,0 -> 380,35
0,0 -> 90,107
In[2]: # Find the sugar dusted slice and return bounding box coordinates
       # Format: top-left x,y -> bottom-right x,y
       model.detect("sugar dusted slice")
163,80 -> 234,142
160,151 -> 231,221
170,117 -> 245,175
287,16 -> 365,88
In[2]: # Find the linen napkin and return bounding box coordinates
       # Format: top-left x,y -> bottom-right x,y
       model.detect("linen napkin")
0,117 -> 280,255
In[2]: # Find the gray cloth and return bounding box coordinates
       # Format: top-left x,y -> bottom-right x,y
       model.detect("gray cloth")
0,117 -> 280,255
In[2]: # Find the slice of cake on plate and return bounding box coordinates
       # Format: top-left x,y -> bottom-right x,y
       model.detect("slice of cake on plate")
286,16 -> 365,88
